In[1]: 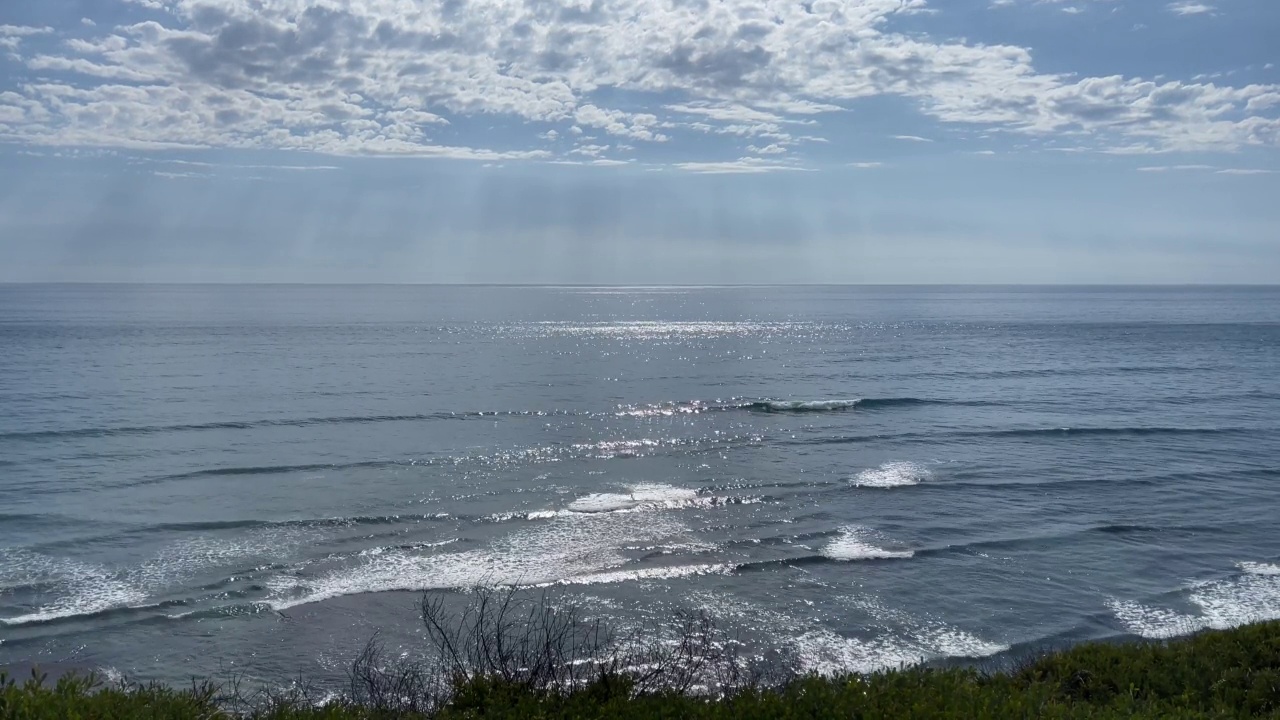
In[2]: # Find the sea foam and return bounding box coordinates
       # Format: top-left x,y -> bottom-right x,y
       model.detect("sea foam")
822,527 -> 914,561
749,399 -> 862,413
691,590 -> 1004,677
265,512 -> 700,611
851,461 -> 932,488
1109,561 -> 1280,639
0,552 -> 149,626
567,483 -> 701,513
0,531 -> 304,626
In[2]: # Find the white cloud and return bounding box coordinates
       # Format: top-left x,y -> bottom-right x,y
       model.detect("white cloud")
1137,164 -> 1216,171
674,158 -> 809,174
573,105 -> 668,142
1167,1 -> 1215,15
569,143 -> 610,158
0,25 -> 54,37
849,161 -> 885,168
153,159 -> 340,171
0,0 -> 1275,164
1135,165 -> 1275,175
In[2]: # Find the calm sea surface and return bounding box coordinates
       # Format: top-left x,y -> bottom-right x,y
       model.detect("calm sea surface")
2,285 -> 1279,684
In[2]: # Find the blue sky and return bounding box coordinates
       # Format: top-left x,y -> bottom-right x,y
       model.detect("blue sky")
1,0 -> 1277,283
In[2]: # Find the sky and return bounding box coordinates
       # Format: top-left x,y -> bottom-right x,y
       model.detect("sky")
0,0 -> 1277,283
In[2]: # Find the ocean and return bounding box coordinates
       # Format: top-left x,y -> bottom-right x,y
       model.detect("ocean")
1,284 -> 1278,684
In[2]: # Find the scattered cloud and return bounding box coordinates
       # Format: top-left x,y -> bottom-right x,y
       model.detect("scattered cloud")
153,159 -> 341,171
1136,164 -> 1275,175
0,25 -> 54,37
1215,168 -> 1275,175
1167,1 -> 1215,16
0,0 -> 1276,165
848,161 -> 885,168
675,158 -> 809,174
1137,164 -> 1217,171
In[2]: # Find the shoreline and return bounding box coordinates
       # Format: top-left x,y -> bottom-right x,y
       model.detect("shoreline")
4,616 -> 1279,718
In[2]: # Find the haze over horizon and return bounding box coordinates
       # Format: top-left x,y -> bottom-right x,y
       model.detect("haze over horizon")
2,0 -> 1278,284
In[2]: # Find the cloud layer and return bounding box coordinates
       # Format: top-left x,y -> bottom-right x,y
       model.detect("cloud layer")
0,0 -> 1278,167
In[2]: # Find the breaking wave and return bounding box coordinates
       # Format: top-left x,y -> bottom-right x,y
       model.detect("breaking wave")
691,591 -> 1005,677
264,513 -> 707,611
567,484 -> 701,513
0,532 -> 305,627
852,461 -> 932,488
489,484 -> 761,521
822,527 -> 915,561
1108,561 -> 1280,639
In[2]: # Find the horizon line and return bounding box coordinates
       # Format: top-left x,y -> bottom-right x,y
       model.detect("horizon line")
2,282 -> 1279,288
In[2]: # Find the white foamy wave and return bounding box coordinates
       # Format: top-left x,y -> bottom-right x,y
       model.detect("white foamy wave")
0,533 -> 304,626
1109,562 -> 1280,639
919,626 -> 1009,659
793,629 -> 923,676
132,531 -> 304,589
822,527 -> 914,561
1107,599 -> 1207,640
566,484 -> 701,514
267,513 -> 691,611
1239,561 -> 1280,576
525,509 -> 570,520
852,462 -> 931,488
550,563 -> 737,587
691,590 -> 1004,677
836,594 -> 1008,666
486,509 -> 574,522
0,553 -> 149,626
753,399 -> 861,412
358,539 -> 459,557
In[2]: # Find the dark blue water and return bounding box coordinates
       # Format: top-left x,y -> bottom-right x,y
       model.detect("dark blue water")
2,285 -> 1279,683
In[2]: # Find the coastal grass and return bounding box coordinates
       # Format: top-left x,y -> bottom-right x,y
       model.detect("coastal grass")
3,591 -> 1279,718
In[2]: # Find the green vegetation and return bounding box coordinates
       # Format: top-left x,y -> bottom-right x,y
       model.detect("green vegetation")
4,592 -> 1279,719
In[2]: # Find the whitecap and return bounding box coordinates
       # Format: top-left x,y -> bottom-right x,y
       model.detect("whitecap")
0,554 -> 149,626
550,563 -> 737,587
1109,561 -> 1280,639
754,399 -> 861,412
1239,561 -> 1280,576
690,590 -> 1004,677
1106,598 -> 1207,640
567,483 -> 701,514
822,527 -> 914,561
851,462 -> 931,488
266,513 -> 691,611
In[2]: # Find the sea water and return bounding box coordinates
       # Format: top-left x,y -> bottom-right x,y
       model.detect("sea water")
1,284 -> 1277,683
